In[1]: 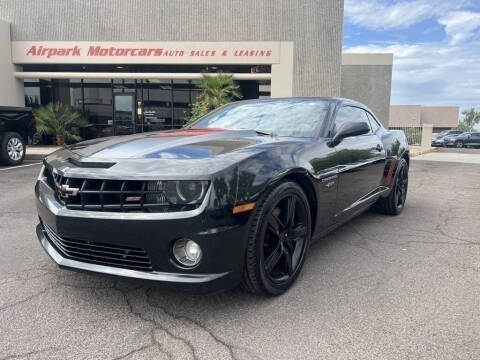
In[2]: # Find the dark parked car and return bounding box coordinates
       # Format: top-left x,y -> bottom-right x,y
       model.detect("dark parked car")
35,98 -> 409,296
431,130 -> 464,147
0,106 -> 34,165
445,132 -> 480,148
443,132 -> 466,147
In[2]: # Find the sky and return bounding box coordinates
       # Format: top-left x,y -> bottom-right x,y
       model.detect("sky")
343,0 -> 480,113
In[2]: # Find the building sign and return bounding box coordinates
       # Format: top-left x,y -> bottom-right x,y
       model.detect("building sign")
11,41 -> 281,64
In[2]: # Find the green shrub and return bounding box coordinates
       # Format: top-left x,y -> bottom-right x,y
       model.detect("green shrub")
185,74 -> 242,126
35,102 -> 87,146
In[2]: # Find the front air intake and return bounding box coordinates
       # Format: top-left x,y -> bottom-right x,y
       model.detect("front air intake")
42,223 -> 153,271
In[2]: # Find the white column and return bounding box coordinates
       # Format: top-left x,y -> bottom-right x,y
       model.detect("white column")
0,20 -> 24,107
421,124 -> 433,150
271,42 -> 293,98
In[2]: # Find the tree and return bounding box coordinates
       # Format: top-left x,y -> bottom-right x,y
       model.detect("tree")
458,108 -> 480,132
185,74 -> 242,125
35,102 -> 87,146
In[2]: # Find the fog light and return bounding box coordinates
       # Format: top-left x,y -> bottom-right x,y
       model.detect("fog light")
173,239 -> 202,267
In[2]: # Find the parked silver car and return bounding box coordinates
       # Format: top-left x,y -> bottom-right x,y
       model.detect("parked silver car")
445,132 -> 480,148
443,132 -> 467,147
431,130 -> 464,147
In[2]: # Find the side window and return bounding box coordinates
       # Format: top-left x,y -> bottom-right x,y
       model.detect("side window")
333,106 -> 371,134
366,112 -> 381,133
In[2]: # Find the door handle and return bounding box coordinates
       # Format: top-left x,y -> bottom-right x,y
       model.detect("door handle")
375,144 -> 383,152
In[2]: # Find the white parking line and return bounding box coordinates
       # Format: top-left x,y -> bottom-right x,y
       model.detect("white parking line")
0,162 -> 42,171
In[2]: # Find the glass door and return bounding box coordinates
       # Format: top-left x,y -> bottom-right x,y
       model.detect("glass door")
141,80 -> 173,132
113,93 -> 135,135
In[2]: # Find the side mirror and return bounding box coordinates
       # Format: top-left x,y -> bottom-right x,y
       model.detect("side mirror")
330,121 -> 370,146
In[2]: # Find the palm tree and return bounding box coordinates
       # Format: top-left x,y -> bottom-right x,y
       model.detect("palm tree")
35,102 -> 86,146
197,74 -> 242,109
187,74 -> 242,124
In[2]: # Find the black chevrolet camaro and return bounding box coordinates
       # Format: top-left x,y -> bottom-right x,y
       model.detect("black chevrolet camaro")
35,98 -> 409,296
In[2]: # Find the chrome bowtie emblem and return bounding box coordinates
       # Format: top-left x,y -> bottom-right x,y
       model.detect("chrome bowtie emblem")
58,184 -> 79,199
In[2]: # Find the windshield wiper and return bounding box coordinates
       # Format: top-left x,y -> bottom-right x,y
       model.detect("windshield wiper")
235,128 -> 276,136
255,130 -> 275,136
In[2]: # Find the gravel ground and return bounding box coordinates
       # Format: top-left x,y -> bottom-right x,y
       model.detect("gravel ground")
0,149 -> 479,360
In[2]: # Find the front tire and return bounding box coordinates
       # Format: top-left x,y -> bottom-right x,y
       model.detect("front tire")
374,158 -> 408,215
0,132 -> 25,166
242,181 -> 311,296
455,141 -> 464,148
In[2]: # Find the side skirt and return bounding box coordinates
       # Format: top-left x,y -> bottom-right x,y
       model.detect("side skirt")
310,186 -> 389,243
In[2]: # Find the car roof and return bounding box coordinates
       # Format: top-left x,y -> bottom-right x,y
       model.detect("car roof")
231,97 -> 374,113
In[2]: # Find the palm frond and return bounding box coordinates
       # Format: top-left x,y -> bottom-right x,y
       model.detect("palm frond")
35,102 -> 85,145
186,74 -> 242,125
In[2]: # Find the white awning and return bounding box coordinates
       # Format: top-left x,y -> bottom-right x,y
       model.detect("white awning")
14,72 -> 271,80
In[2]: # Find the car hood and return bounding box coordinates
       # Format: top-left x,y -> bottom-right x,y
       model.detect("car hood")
46,128 -> 305,179
66,128 -> 276,159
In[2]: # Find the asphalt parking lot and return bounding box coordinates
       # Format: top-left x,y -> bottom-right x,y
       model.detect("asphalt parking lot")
1,148 -> 479,360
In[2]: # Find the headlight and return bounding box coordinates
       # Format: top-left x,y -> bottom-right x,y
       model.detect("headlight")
167,180 -> 208,204
37,165 -> 46,181
37,165 -> 56,189
146,180 -> 209,205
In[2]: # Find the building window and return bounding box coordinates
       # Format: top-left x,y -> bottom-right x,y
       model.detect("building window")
173,80 -> 193,128
141,80 -> 173,132
83,79 -> 113,139
23,64 -> 268,140
24,78 -> 41,107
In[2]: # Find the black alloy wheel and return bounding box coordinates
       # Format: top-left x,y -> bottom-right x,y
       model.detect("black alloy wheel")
455,141 -> 463,148
395,163 -> 408,210
263,194 -> 308,283
242,181 -> 311,296
374,157 -> 409,215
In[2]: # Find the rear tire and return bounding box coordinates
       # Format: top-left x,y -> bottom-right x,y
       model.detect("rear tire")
242,181 -> 311,296
374,158 -> 408,215
0,132 -> 25,166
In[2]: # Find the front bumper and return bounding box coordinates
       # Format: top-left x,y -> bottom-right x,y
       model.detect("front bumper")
35,177 -> 249,293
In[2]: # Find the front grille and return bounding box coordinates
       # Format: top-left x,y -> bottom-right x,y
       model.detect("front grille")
43,223 -> 153,271
46,167 -> 198,213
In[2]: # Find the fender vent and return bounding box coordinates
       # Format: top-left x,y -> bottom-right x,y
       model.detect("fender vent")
68,158 -> 116,168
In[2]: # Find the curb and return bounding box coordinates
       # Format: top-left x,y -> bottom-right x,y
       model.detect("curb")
25,146 -> 61,161
410,147 -> 438,157
25,154 -> 48,160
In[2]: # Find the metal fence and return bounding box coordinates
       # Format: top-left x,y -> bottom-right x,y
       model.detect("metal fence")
389,126 -> 423,146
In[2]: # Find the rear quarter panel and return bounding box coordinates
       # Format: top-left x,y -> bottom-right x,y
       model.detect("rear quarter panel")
378,129 -> 409,190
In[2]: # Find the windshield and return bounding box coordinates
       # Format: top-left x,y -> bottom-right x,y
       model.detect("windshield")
191,99 -> 331,137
